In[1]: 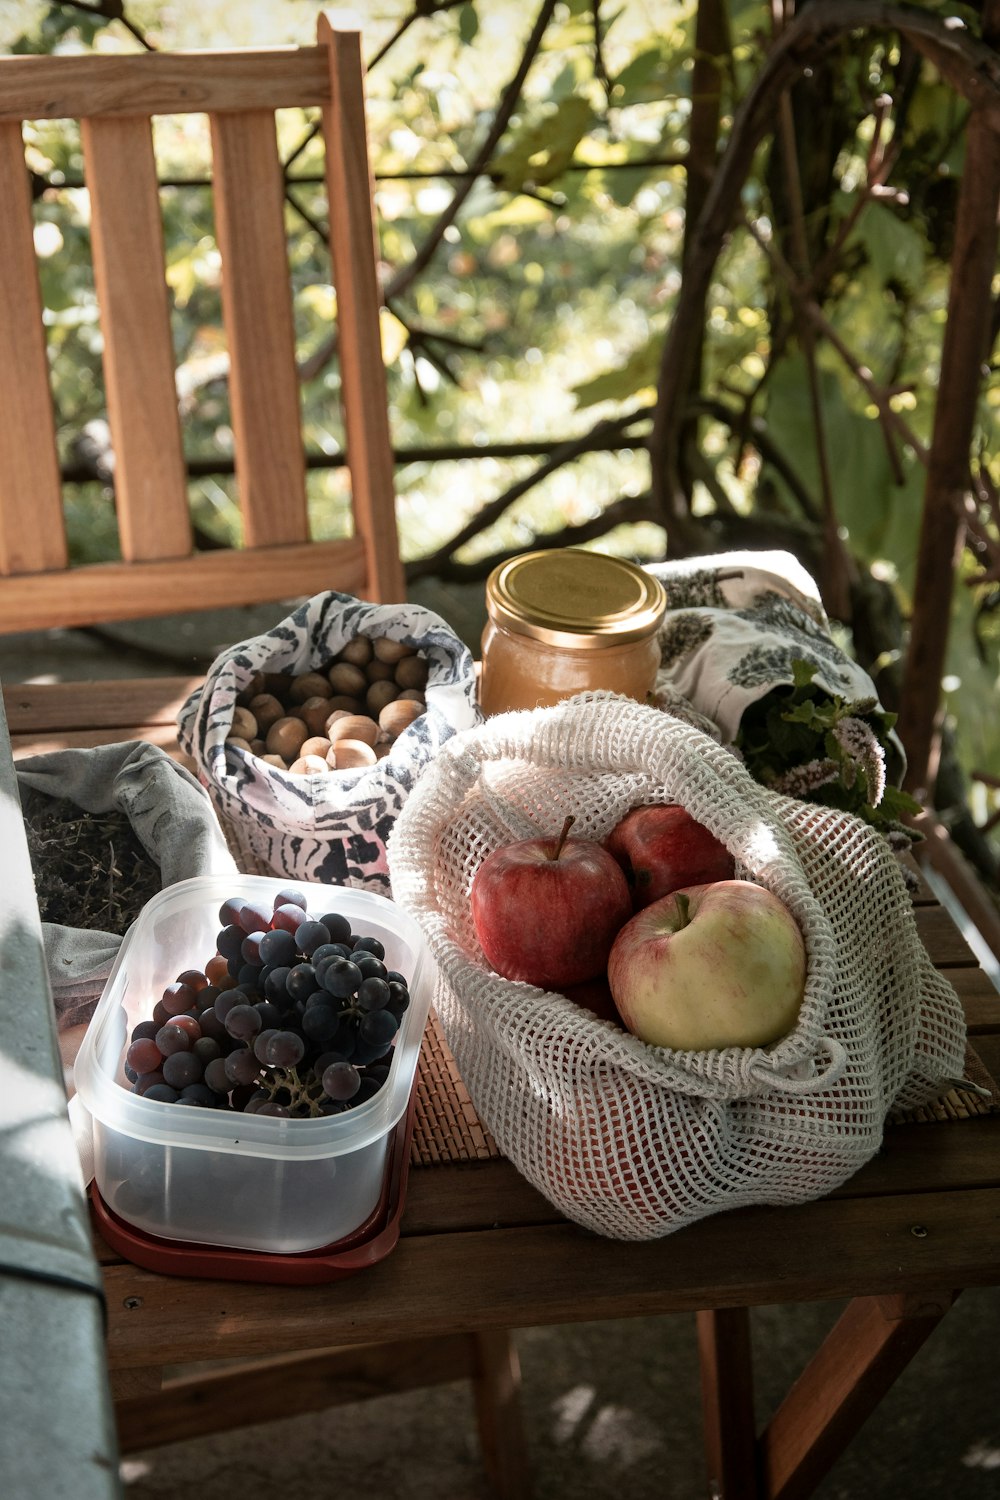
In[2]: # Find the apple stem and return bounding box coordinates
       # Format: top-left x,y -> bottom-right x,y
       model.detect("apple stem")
674,891 -> 691,928
550,814 -> 575,860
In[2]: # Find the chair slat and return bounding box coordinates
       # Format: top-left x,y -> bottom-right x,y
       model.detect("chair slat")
0,537 -> 367,634
319,22 -> 405,604
0,120 -> 67,577
0,48 -> 329,122
209,109 -> 308,547
82,114 -> 191,563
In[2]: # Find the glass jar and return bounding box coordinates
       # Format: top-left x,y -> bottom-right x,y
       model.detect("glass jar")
478,548 -> 667,716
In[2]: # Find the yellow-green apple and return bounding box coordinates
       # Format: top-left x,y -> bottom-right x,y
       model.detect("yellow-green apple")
605,803 -> 735,910
471,816 -> 631,989
607,880 -> 806,1050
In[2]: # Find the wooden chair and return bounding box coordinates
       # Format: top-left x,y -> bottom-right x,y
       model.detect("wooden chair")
0,24 -> 529,1495
0,15 -> 405,634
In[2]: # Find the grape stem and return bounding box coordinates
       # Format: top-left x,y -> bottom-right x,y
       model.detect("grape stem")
550,814 -> 575,860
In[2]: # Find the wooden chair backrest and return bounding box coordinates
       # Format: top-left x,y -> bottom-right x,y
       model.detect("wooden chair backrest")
0,17 -> 405,635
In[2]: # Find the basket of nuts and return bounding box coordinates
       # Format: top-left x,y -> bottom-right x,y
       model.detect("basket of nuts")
177,591 -> 481,889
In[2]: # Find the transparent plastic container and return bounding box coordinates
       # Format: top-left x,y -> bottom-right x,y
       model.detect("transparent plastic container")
74,875 -> 433,1254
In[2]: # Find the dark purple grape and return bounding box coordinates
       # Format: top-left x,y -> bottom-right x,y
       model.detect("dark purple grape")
238,901 -> 274,935
162,1051 -> 204,1089
296,919 -> 331,956
195,985 -> 221,1014
144,1083 -> 180,1103
253,1028 -> 278,1062
387,981 -> 410,1018
322,1060 -> 361,1101
176,968 -> 209,993
241,930 -> 267,964
354,954 -> 387,981
193,1036 -> 222,1064
255,1102 -> 292,1117
243,1089 -> 271,1114
263,965 -> 293,1003
225,1003 -> 263,1041
178,1083 -> 217,1107
321,957 -> 362,999
130,1020 -> 159,1043
273,888 -> 308,912
197,1008 -> 229,1044
127,1038 -> 162,1075
271,902 -> 307,934
358,1008 -> 397,1049
264,1031 -> 306,1068
301,1003 -> 340,1041
151,1000 -> 169,1028
259,927 -> 297,967
225,1047 -> 262,1086
134,1069 -> 166,1095
229,1084 -> 258,1112
123,1061 -> 138,1084
214,988 -> 245,1023
253,999 -> 281,1028
357,977 -> 390,1012
286,963 -> 318,1002
217,924 -> 246,961
309,942 -> 343,973
204,1057 -> 231,1093
318,912 -> 353,945
354,1073 -> 385,1104
160,982 -> 195,1017
219,896 -> 244,926
351,935 -> 385,961
236,962 -> 263,992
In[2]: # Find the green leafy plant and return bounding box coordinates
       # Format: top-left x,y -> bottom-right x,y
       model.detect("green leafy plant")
734,660 -> 922,841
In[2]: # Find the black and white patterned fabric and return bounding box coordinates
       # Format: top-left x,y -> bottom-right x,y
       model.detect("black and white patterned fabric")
177,592 -> 482,891
645,550 -> 906,784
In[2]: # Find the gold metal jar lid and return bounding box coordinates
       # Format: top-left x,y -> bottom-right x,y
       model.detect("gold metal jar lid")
485,548 -> 667,649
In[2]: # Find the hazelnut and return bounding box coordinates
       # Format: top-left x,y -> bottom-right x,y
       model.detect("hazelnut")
289,671 -> 333,704
300,735 -> 335,759
300,696 -> 338,736
327,713 -> 379,746
394,654 -> 428,690
365,659 -> 396,683
337,637 -> 374,668
226,736 -> 253,754
373,637 -> 415,664
263,671 -> 293,698
266,716 -> 309,760
379,698 -> 424,738
328,662 -> 368,698
229,705 -> 259,742
396,688 -> 427,704
237,670 -> 267,704
289,753 -> 330,775
327,694 -> 363,715
248,693 -> 285,733
333,739 -> 378,770
261,754 -> 287,770
366,679 -> 399,717
250,739 -> 268,757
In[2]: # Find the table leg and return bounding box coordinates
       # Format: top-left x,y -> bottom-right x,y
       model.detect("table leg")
471,1329 -> 532,1500
697,1306 -> 760,1499
757,1290 -> 959,1500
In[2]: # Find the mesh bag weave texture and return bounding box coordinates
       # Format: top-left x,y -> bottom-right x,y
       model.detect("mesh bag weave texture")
387,692 -> 967,1240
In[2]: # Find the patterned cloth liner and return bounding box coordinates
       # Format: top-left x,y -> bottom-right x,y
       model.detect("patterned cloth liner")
177,591 -> 482,890
386,693 -> 967,1241
646,550 -> 906,783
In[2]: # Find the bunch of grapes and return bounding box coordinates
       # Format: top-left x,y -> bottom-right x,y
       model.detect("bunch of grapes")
122,887 -> 410,1117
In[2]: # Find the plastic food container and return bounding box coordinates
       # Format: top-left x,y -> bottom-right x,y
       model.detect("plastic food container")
74,875 -> 433,1255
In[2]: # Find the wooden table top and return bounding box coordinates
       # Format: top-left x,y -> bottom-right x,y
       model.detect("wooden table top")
7,675 -> 1000,1376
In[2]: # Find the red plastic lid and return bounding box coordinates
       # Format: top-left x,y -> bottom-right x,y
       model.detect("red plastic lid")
91,1093 -> 416,1286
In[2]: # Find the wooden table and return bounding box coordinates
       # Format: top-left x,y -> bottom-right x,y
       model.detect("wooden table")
7,674 -> 1000,1500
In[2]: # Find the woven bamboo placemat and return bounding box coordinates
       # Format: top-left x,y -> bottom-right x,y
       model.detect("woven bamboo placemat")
411,1014 -> 999,1167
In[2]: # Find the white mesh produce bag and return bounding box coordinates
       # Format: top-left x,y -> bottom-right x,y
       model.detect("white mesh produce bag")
178,591 -> 481,889
387,692 -> 967,1241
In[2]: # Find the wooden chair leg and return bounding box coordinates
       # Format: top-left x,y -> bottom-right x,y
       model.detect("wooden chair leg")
697,1307 -> 760,1500
757,1291 -> 958,1500
470,1330 -> 532,1500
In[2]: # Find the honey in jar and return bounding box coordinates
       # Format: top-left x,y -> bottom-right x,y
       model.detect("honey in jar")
478,548 -> 667,716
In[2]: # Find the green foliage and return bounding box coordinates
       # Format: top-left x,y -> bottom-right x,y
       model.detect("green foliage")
735,660 -> 923,840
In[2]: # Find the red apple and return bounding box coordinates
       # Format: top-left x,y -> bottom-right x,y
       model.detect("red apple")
608,880 -> 806,1051
605,803 -> 735,910
471,815 -> 632,989
561,975 -> 623,1026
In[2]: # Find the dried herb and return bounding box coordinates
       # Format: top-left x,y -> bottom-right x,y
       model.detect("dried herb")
22,791 -> 162,933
